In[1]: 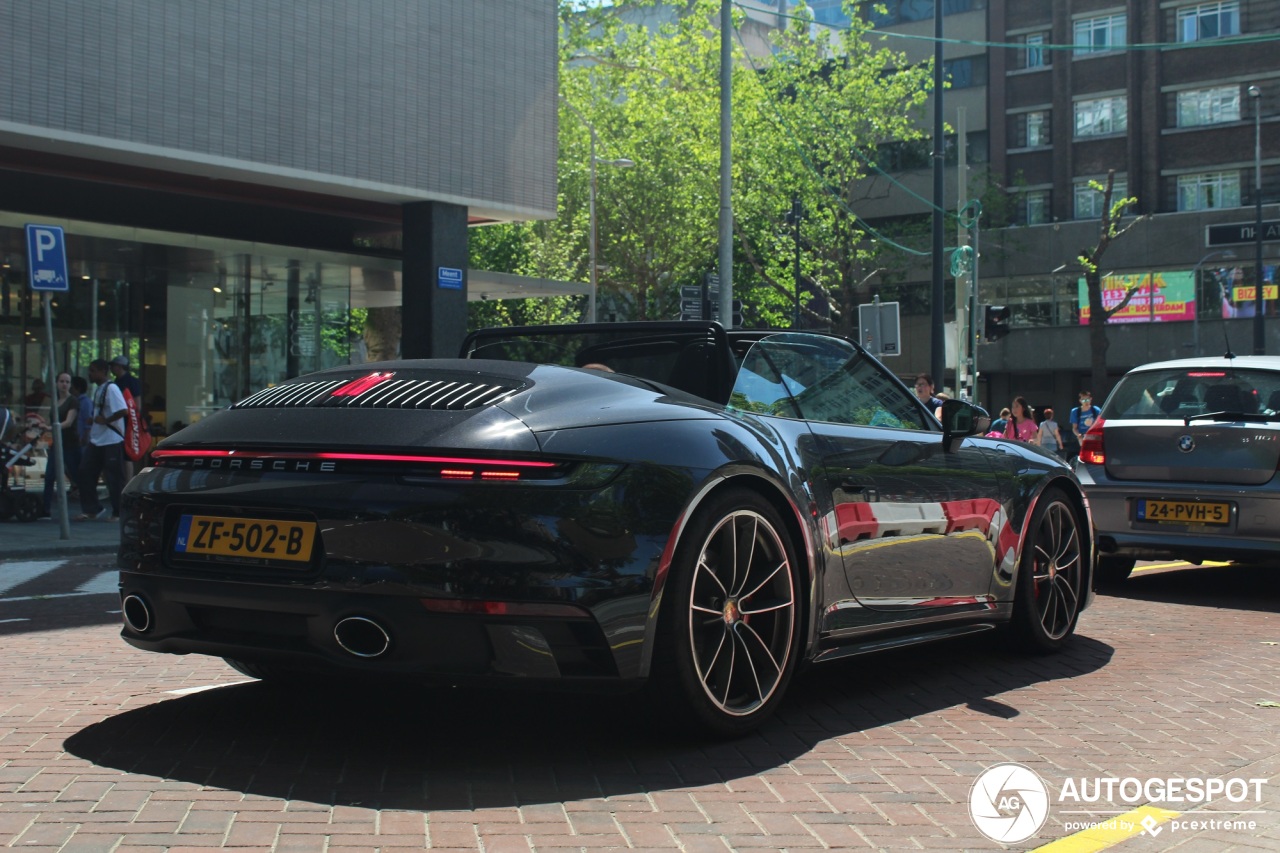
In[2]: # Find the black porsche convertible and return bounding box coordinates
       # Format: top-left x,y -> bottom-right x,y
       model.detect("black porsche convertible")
118,321 -> 1094,736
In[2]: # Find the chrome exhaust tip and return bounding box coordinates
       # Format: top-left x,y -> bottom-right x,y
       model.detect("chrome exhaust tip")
122,594 -> 152,633
333,616 -> 391,658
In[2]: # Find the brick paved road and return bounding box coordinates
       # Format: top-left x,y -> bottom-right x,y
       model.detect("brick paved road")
1,558 -> 1277,852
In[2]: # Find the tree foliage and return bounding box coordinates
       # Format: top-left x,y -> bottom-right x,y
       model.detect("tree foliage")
469,0 -> 938,333
1077,170 -> 1147,397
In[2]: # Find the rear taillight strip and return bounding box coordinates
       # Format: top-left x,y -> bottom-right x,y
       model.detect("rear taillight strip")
151,448 -> 558,468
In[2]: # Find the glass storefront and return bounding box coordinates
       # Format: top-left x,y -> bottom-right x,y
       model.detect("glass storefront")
0,215 -> 396,438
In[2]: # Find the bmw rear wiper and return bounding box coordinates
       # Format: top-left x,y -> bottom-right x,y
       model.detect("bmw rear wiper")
1183,411 -> 1280,426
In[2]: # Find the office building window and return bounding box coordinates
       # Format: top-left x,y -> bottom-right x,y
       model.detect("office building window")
1074,14 -> 1127,55
1074,96 -> 1127,137
1012,111 -> 1051,148
1177,171 -> 1241,210
1177,85 -> 1241,127
1023,190 -> 1050,225
868,0 -> 987,27
944,56 -> 988,89
1021,33 -> 1050,69
1178,1 -> 1239,43
1074,179 -> 1128,219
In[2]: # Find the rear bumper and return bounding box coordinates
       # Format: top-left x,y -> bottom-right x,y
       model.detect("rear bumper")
119,572 -> 640,685
1078,464 -> 1280,563
117,464 -> 681,683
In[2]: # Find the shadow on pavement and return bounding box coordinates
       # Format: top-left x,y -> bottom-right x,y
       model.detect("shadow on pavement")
65,632 -> 1112,810
1100,562 -> 1280,613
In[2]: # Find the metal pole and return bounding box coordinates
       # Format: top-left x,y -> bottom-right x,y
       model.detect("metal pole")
955,108 -> 968,398
718,0 -> 734,328
43,293 -> 69,537
1251,85 -> 1265,354
929,1 -> 945,388
971,218 -> 980,404
589,127 -> 598,324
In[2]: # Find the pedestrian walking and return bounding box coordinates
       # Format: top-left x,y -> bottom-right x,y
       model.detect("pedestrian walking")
1069,391 -> 1102,444
41,372 -> 82,518
110,355 -> 143,480
76,360 -> 126,521
1036,406 -> 1065,459
1004,396 -> 1038,442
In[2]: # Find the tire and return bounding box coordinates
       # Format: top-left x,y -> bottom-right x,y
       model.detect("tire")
1095,555 -> 1136,586
651,488 -> 801,738
1010,487 -> 1085,654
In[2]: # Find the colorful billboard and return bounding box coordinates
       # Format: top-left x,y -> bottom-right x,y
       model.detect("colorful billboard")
1217,265 -> 1278,318
1078,271 -> 1195,324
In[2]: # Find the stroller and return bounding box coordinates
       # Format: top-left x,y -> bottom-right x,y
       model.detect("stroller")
1,407 -> 47,522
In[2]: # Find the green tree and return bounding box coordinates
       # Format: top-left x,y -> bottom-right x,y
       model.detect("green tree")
733,3 -> 933,332
472,0 -> 937,332
1077,170 -> 1148,397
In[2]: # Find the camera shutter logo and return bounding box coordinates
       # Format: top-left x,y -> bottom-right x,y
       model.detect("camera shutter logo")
969,763 -> 1050,844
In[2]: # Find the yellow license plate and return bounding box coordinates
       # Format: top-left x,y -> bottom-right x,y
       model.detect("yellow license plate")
1136,499 -> 1230,526
174,514 -> 317,562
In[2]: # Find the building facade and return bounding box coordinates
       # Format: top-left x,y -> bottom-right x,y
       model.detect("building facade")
844,0 -> 1280,413
0,0 -> 557,435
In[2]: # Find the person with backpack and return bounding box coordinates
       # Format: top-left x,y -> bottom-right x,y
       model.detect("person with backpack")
110,355 -> 143,479
1069,391 -> 1102,460
76,359 -> 126,521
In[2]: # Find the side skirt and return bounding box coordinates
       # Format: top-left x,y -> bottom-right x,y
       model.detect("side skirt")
811,623 -> 997,664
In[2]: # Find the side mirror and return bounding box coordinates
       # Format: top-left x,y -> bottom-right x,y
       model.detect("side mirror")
941,399 -> 990,452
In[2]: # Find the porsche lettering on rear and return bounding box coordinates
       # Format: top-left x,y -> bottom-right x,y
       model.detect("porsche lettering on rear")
188,458 -> 339,472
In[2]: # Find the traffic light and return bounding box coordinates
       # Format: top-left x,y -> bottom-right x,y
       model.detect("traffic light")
984,305 -> 1011,341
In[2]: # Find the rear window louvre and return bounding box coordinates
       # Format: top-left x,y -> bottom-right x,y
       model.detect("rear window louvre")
234,379 -> 517,410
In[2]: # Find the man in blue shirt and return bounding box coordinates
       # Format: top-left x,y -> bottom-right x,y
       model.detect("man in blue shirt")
1069,391 -> 1102,451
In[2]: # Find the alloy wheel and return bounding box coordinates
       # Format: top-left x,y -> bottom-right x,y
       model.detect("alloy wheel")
1029,499 -> 1082,641
686,509 -> 796,718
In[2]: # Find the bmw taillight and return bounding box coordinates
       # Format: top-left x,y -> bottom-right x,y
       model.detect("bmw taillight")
1079,417 -> 1106,465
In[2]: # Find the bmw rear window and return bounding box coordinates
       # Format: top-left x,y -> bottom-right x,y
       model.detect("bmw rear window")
1104,368 -> 1280,419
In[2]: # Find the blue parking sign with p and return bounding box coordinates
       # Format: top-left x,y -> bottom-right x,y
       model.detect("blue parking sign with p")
26,224 -> 69,292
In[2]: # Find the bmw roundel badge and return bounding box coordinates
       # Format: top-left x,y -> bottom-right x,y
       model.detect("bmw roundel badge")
1178,435 -> 1196,453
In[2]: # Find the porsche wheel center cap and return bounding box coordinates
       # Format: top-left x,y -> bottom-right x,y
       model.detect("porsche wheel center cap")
723,599 -> 741,624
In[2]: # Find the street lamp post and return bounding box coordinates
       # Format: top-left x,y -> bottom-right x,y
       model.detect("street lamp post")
587,131 -> 633,324
1191,249 -> 1236,356
784,196 -> 802,327
562,96 -> 633,324
1251,84 -> 1265,354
